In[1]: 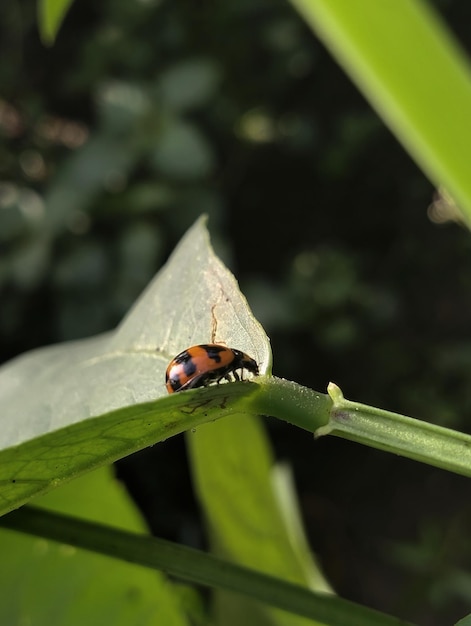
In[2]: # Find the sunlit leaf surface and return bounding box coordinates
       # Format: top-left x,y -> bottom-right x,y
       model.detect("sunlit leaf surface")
0,217 -> 270,515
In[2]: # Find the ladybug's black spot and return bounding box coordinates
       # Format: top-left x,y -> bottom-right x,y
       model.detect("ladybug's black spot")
183,358 -> 197,377
202,344 -> 227,364
168,377 -> 181,391
171,349 -> 197,377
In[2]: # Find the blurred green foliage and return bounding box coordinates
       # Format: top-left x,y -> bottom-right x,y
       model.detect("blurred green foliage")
2,0 -> 471,624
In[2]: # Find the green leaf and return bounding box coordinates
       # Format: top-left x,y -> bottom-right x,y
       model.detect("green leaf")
157,59 -> 221,111
2,505 -> 413,626
289,0 -> 471,221
38,0 -> 75,45
0,466 -> 192,625
150,119 -> 216,179
0,217 -> 270,515
188,415 -> 332,626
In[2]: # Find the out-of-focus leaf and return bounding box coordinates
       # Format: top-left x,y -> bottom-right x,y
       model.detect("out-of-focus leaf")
290,0 -> 471,222
10,236 -> 50,288
188,415 -> 332,626
0,466 -> 192,625
151,120 -> 215,180
52,242 -> 109,288
38,0 -> 75,45
157,59 -> 221,111
97,81 -> 151,131
43,135 -> 137,236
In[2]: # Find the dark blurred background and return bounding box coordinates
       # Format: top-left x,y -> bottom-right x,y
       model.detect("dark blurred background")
2,0 -> 471,623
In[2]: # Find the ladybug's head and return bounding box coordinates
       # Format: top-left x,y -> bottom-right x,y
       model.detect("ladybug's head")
232,349 -> 259,377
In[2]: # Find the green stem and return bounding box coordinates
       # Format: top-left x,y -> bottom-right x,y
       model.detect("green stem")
251,376 -> 333,431
254,378 -> 471,478
319,383 -> 471,477
1,506 -> 413,626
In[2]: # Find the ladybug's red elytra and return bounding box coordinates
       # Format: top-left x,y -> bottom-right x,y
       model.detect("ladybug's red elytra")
165,344 -> 259,394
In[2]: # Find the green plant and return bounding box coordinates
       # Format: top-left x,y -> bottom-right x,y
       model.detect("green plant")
3,0 -> 471,624
0,216 -> 469,625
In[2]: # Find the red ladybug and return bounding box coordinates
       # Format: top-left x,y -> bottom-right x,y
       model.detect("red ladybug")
165,344 -> 259,394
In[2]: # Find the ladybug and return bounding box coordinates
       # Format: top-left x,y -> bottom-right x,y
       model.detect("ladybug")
165,344 -> 259,394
